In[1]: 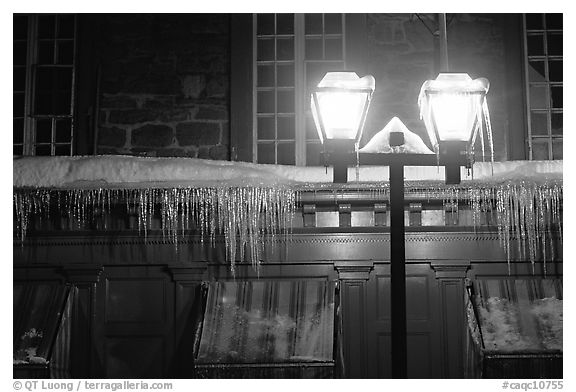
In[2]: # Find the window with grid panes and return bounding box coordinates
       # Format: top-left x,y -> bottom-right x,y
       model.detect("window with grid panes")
13,14 -> 76,156
254,14 -> 347,166
523,13 -> 562,160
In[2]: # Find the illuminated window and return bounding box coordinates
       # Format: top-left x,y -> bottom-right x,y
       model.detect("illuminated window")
523,14 -> 562,160
13,14 -> 76,156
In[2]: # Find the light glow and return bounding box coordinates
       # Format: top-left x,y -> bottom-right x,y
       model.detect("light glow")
419,73 -> 492,162
314,91 -> 370,140
311,72 -> 375,144
429,92 -> 483,142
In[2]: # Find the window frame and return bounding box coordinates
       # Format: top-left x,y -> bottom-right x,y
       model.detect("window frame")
522,13 -> 563,160
13,14 -> 81,157
230,13 -> 367,165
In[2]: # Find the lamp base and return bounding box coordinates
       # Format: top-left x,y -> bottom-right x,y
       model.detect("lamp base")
333,164 -> 348,183
444,164 -> 461,185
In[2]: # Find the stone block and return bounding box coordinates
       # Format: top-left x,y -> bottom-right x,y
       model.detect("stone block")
197,146 -> 210,159
132,124 -> 174,147
100,94 -> 139,109
219,122 -> 230,145
156,147 -> 198,158
176,122 -> 220,146
97,146 -> 124,155
130,148 -> 158,157
209,144 -> 228,160
157,109 -> 195,123
98,126 -> 127,148
143,96 -> 176,109
196,106 -> 228,121
108,109 -> 158,125
180,75 -> 206,99
206,75 -> 228,99
122,73 -> 182,95
99,110 -> 108,125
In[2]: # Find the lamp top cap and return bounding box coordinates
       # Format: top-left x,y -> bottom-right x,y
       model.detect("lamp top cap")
318,72 -> 375,91
423,73 -> 489,93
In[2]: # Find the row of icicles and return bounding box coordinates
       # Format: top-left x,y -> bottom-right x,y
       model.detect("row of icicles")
13,182 -> 562,274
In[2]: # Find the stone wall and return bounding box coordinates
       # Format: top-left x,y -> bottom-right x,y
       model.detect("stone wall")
95,14 -> 230,159
93,14 -> 511,162
363,14 -> 508,161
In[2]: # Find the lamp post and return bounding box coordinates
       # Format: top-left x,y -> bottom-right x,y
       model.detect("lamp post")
312,71 -> 490,378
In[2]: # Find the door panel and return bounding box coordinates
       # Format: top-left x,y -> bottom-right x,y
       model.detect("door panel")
363,263 -> 443,378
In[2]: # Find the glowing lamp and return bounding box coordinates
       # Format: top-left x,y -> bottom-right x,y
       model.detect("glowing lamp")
418,73 -> 490,159
311,72 -> 375,146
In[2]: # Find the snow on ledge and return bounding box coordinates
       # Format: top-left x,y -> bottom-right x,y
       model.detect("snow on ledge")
13,155 -> 563,189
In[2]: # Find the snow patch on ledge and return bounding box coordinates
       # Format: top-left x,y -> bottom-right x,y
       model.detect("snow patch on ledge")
13,155 -> 562,189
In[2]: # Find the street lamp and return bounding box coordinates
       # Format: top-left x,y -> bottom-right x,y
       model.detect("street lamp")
418,73 -> 491,183
311,72 -> 375,183
312,71 -> 491,378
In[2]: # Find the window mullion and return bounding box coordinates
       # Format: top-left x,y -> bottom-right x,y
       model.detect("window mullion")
294,13 -> 306,166
23,15 -> 38,156
252,14 -> 258,163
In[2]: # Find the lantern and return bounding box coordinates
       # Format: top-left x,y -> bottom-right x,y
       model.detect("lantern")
311,72 -> 375,148
418,73 -> 491,161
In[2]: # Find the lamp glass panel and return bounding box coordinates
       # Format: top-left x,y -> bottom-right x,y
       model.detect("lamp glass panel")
315,91 -> 367,140
306,115 -> 319,140
430,93 -> 480,142
311,97 -> 323,142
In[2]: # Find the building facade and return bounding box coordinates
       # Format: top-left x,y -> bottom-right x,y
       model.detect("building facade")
13,13 -> 563,379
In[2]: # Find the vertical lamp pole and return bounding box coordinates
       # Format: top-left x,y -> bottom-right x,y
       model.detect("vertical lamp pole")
389,143 -> 407,378
313,71 -> 488,378
438,13 -> 449,73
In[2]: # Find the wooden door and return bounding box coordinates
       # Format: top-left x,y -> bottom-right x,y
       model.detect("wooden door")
93,266 -> 175,378
342,263 -> 444,378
